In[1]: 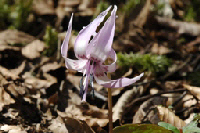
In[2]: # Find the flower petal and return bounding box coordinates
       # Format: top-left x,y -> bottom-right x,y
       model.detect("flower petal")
74,6 -> 112,59
61,14 -> 73,58
65,58 -> 88,73
86,5 -> 117,62
101,48 -> 117,72
94,65 -> 143,88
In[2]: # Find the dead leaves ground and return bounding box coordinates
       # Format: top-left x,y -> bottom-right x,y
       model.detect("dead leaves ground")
1,0 -> 200,132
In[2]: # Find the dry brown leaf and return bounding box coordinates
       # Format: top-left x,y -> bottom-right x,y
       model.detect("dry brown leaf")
78,0 -> 95,16
79,103 -> 108,119
0,65 -> 20,80
10,61 -> 26,77
151,43 -> 171,55
133,97 -> 167,124
164,93 -> 183,109
0,124 -> 26,133
150,88 -> 161,95
32,0 -> 55,15
0,45 -> 20,51
22,40 -> 46,59
113,86 -> 144,121
48,116 -> 69,133
164,93 -> 197,112
50,115 -> 95,133
0,29 -> 35,45
165,81 -> 182,90
40,62 -> 62,73
183,84 -> 200,99
58,103 -> 109,127
64,116 -> 95,133
156,106 -> 186,129
182,94 -> 197,108
0,87 -> 15,111
23,72 -> 57,89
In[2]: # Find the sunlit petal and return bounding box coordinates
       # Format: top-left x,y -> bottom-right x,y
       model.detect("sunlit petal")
94,65 -> 143,88
86,5 -> 117,62
65,58 -> 88,73
74,6 -> 112,59
61,14 -> 73,58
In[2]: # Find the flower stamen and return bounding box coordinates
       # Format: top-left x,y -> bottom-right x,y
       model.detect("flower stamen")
79,76 -> 84,97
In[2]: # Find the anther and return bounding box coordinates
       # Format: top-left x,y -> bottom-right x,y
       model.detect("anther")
79,76 -> 84,96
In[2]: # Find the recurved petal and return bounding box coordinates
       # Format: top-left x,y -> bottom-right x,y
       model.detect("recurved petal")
101,49 -> 117,72
94,65 -> 143,88
61,14 -> 73,58
65,58 -> 88,73
74,6 -> 112,59
86,5 -> 117,63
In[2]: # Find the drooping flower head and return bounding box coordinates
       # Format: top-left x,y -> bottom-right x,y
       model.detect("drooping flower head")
61,5 -> 143,101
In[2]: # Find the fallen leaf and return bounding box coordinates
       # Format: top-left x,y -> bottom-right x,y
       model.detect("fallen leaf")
0,124 -> 26,133
22,40 -> 46,59
151,43 -> 171,55
48,116 -> 69,133
113,86 -> 145,121
183,84 -> 200,99
156,106 -> 186,129
0,29 -> 35,46
32,0 -> 55,15
133,97 -> 167,124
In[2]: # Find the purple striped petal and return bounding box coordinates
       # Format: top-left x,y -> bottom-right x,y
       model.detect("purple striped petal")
61,14 -> 73,58
94,65 -> 143,88
86,5 -> 117,63
74,6 -> 111,59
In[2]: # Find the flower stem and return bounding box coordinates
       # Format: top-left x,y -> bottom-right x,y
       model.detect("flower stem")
107,73 -> 113,133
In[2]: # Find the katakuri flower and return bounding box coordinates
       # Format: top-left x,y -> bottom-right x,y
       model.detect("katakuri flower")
61,5 -> 143,102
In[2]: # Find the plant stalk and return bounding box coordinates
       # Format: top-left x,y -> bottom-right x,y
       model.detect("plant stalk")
107,73 -> 113,133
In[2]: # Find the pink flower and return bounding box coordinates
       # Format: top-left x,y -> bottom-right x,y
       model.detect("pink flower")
61,6 -> 143,101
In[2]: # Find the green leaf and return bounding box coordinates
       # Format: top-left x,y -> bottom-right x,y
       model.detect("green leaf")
158,122 -> 180,133
113,124 -> 173,133
183,120 -> 200,133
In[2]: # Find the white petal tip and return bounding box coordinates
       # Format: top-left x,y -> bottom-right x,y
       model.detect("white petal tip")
114,5 -> 117,10
140,72 -> 144,77
107,5 -> 112,11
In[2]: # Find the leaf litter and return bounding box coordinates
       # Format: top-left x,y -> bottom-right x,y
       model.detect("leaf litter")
1,0 -> 200,132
